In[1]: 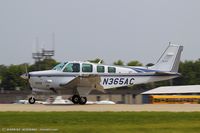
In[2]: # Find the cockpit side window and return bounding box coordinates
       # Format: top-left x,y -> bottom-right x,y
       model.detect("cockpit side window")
63,63 -> 80,72
52,62 -> 67,71
82,63 -> 93,72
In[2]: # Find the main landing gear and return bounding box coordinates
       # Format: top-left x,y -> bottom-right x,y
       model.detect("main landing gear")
72,95 -> 87,105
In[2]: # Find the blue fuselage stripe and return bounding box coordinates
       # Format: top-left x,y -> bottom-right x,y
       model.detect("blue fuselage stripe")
29,74 -> 179,77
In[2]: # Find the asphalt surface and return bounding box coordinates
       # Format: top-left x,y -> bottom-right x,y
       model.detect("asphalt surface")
0,104 -> 200,112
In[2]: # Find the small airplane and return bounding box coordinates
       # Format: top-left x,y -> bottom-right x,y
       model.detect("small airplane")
21,44 -> 183,105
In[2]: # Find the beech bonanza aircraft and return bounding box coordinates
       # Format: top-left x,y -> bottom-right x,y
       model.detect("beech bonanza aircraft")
21,44 -> 183,104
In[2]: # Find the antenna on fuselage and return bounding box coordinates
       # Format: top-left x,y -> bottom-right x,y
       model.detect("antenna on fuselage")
98,59 -> 102,64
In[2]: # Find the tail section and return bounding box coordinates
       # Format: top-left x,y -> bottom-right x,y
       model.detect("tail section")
149,44 -> 183,72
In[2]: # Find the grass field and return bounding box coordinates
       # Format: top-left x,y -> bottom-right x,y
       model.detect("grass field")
0,112 -> 200,133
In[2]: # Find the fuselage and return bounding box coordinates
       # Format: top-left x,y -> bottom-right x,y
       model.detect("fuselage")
27,61 -> 179,92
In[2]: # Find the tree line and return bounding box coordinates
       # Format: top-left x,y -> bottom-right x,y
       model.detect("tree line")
0,58 -> 200,90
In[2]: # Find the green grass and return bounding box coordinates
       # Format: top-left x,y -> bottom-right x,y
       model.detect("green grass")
0,112 -> 200,133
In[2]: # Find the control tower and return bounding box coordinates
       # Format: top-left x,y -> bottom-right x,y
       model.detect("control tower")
32,33 -> 55,62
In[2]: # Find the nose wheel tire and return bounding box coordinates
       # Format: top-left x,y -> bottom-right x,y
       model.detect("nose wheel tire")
72,95 -> 87,105
28,97 -> 36,104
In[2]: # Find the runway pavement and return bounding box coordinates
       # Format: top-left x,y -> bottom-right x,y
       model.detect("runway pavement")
0,104 -> 200,112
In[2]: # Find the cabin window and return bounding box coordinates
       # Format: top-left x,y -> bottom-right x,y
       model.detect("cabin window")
82,63 -> 93,72
97,65 -> 105,73
108,67 -> 116,73
63,63 -> 80,72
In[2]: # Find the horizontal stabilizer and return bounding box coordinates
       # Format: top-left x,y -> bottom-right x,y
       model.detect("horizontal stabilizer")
154,71 -> 181,76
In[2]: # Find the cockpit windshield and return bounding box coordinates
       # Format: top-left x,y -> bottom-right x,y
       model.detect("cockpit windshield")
52,62 -> 67,71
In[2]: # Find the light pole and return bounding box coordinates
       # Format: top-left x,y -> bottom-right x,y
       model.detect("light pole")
0,79 -> 3,93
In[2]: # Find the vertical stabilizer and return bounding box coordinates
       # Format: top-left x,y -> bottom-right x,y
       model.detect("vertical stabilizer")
149,44 -> 183,72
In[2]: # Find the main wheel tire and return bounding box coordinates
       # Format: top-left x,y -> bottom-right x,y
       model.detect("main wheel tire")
28,97 -> 36,104
79,97 -> 87,105
72,95 -> 80,104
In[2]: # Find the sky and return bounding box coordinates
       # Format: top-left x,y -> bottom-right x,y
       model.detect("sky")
0,0 -> 200,66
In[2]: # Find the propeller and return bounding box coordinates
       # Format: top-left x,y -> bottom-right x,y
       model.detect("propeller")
21,64 -> 30,80
21,63 -> 32,91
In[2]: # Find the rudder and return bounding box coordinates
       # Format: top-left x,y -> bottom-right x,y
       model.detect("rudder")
149,44 -> 183,72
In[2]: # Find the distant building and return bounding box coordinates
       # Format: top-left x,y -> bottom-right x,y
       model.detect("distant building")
141,85 -> 200,104
83,87 -> 151,104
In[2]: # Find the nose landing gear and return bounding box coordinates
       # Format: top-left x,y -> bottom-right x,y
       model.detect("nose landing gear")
72,95 -> 87,105
28,97 -> 36,104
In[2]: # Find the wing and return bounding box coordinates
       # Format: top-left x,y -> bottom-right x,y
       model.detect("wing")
60,74 -> 104,95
